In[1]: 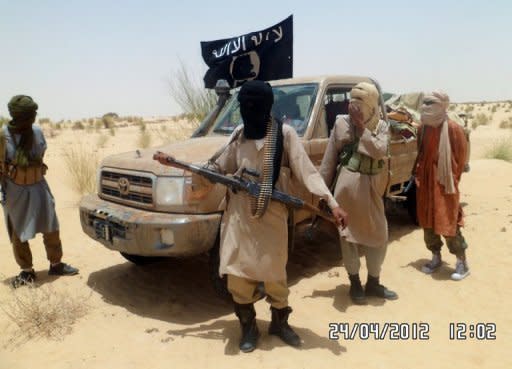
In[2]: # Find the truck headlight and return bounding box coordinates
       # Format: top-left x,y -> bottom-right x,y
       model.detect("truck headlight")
155,177 -> 184,206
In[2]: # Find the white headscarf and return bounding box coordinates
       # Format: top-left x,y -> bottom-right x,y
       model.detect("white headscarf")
350,82 -> 380,132
420,91 -> 455,194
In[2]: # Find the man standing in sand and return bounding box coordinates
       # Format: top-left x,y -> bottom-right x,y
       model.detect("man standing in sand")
155,80 -> 347,353
320,82 -> 398,305
1,95 -> 78,288
415,92 -> 470,280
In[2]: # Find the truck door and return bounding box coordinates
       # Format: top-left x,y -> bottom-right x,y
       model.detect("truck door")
303,85 -> 353,167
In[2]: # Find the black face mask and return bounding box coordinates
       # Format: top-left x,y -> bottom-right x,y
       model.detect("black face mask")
240,103 -> 269,139
238,80 -> 274,140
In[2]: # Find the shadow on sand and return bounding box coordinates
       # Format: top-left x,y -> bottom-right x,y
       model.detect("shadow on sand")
87,205 -> 416,329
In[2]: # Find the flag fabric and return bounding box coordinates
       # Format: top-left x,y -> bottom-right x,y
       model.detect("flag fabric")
201,15 -> 293,89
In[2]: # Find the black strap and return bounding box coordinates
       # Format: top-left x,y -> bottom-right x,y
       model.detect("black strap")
272,118 -> 284,188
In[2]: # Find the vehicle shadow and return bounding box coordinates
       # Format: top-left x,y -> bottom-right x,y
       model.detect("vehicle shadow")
87,207 -> 416,325
87,255 -> 232,324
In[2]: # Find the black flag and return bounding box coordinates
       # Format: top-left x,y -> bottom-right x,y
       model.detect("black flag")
201,15 -> 293,89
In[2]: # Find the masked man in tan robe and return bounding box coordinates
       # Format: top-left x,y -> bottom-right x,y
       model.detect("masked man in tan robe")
156,81 -> 347,352
415,92 -> 469,280
320,82 -> 397,305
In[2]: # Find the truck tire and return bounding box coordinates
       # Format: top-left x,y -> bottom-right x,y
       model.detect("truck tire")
404,181 -> 419,225
120,252 -> 162,265
208,233 -> 232,300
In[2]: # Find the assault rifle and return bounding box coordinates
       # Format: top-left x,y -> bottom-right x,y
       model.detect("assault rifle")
153,151 -> 337,225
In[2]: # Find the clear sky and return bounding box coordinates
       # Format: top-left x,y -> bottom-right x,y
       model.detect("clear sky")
1,0 -> 510,121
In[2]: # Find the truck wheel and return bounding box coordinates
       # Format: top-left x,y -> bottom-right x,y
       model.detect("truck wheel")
208,233 -> 232,300
120,252 -> 162,265
404,181 -> 419,225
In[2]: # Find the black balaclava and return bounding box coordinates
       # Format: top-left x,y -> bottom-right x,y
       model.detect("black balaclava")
237,80 -> 274,140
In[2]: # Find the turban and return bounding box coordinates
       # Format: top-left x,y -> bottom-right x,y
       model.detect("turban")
420,91 -> 449,127
8,95 -> 38,121
350,82 -> 379,131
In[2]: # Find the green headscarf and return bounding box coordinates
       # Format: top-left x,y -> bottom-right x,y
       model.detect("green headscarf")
7,95 -> 39,167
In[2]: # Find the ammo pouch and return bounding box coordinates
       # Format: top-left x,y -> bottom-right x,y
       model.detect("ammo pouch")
7,163 -> 47,185
338,139 -> 384,176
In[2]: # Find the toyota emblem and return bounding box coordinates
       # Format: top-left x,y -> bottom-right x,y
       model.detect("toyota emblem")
118,177 -> 130,195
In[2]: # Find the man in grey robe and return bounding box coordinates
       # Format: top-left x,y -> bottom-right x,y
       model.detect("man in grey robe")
1,95 -> 78,288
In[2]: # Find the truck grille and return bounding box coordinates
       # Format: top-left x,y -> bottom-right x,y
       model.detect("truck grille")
100,170 -> 154,208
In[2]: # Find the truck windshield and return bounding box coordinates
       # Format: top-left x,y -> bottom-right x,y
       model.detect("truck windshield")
211,83 -> 318,137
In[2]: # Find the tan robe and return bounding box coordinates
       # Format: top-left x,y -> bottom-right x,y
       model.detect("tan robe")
320,116 -> 389,248
216,125 -> 339,282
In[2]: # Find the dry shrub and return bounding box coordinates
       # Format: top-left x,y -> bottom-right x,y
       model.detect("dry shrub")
62,143 -> 99,194
137,130 -> 152,148
1,284 -> 89,345
485,136 -> 512,162
102,116 -> 115,129
169,59 -> 216,121
471,113 -> 489,129
72,121 -> 85,130
109,126 -> 116,136
499,118 -> 512,129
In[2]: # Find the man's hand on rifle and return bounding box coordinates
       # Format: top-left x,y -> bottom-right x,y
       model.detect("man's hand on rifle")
331,206 -> 348,229
153,151 -> 173,166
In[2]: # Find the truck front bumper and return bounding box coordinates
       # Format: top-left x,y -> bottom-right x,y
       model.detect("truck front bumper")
79,194 -> 222,257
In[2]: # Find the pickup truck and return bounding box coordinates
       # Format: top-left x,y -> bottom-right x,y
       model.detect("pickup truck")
79,75 -> 419,295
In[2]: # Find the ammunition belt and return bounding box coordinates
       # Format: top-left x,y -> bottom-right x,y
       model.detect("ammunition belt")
6,163 -> 47,185
344,152 -> 384,175
250,118 -> 279,218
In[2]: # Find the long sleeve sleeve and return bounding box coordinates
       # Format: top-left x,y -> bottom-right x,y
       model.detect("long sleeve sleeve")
286,127 -> 339,210
449,121 -> 468,181
357,120 -> 389,160
319,116 -> 352,189
319,126 -> 339,189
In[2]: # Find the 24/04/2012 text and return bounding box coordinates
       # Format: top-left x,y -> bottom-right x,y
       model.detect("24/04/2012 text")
328,322 -> 430,340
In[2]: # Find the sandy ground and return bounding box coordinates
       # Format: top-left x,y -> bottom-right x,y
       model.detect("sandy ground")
0,105 -> 511,369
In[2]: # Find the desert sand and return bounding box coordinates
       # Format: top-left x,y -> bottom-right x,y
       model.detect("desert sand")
0,103 -> 511,369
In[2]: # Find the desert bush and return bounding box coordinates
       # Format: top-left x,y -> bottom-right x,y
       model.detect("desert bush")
464,105 -> 474,113
94,119 -> 103,131
499,118 -> 512,129
62,143 -> 99,194
55,123 -> 62,130
72,121 -> 85,130
491,105 -> 497,113
137,130 -> 152,148
109,127 -> 116,136
485,137 -> 512,162
38,117 -> 52,125
0,284 -> 89,345
169,60 -> 216,122
102,115 -> 115,129
471,113 -> 489,129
